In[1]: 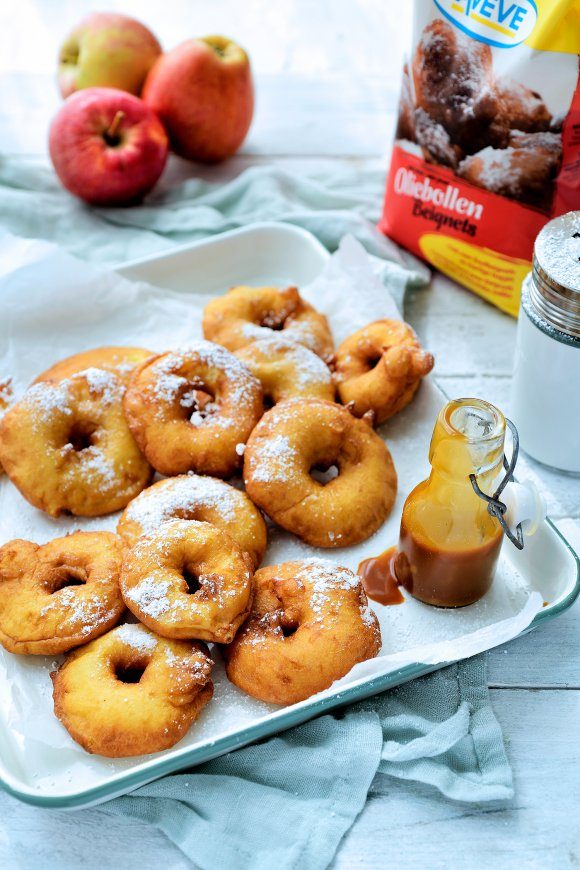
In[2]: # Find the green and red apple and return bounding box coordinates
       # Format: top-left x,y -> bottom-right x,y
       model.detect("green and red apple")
58,13 -> 161,98
49,88 -> 168,206
143,35 -> 254,163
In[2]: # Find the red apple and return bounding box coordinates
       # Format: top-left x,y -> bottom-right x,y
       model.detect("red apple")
49,88 -> 169,206
58,13 -> 161,98
142,35 -> 254,163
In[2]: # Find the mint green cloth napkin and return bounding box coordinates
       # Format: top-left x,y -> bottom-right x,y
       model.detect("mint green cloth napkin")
0,157 -> 429,295
105,659 -> 512,870
0,156 -> 512,870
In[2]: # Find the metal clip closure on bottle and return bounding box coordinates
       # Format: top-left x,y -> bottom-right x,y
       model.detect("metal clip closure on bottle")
470,418 -> 546,551
380,398 -> 547,610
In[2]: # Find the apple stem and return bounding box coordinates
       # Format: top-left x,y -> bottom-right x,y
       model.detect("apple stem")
105,111 -> 125,142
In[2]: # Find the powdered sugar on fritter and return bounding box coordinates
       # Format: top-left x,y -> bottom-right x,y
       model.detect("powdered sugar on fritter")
23,381 -> 73,425
23,368 -> 123,432
125,576 -> 172,618
247,434 -> 297,483
150,358 -> 188,405
40,586 -> 116,635
80,445 -> 117,486
242,320 -> 319,354
247,337 -> 331,388
81,367 -> 123,404
295,559 -> 375,628
115,623 -> 158,652
124,474 -> 241,531
297,558 -> 360,592
282,320 -> 319,353
150,343 -> 260,428
242,322 -> 276,342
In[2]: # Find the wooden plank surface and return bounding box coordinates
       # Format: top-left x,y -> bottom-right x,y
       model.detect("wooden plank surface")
335,689 -> 580,870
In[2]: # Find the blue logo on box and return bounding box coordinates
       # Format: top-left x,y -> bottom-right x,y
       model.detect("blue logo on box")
433,0 -> 538,48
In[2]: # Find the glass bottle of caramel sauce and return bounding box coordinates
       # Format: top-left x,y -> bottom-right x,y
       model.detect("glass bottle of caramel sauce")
360,399 -> 506,608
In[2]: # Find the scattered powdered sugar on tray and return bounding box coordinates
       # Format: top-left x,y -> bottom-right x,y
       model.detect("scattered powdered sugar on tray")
125,474 -> 241,530
115,623 -> 158,652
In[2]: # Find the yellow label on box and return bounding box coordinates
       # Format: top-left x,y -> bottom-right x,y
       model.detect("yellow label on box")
419,234 -> 531,317
527,0 -> 580,54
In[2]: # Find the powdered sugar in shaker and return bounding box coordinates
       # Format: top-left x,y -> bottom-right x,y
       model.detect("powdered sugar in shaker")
511,211 -> 580,474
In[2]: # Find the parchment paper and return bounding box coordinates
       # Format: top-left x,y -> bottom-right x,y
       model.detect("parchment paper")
0,232 -> 542,794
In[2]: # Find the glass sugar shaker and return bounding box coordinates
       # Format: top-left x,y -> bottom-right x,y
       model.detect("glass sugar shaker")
511,211 -> 580,474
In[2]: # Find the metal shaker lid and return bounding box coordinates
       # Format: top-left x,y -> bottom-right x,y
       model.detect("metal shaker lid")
531,211 -> 580,338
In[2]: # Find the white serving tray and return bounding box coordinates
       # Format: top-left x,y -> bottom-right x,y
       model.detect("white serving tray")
0,222 -> 577,810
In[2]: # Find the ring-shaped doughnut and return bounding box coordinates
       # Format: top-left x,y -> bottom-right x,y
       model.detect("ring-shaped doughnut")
123,343 -> 263,478
52,622 -> 213,757
202,285 -> 334,363
223,559 -> 381,704
334,320 -> 434,424
34,346 -> 152,386
235,337 -> 335,406
120,519 -> 253,644
0,531 -> 124,655
244,399 -> 397,548
0,368 -> 152,517
118,473 -> 267,569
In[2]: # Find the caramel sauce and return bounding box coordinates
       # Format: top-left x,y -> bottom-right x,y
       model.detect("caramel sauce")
358,546 -> 405,606
398,518 -> 503,608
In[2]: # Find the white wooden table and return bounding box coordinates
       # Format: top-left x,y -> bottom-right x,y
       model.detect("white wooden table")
1,2 -> 579,867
